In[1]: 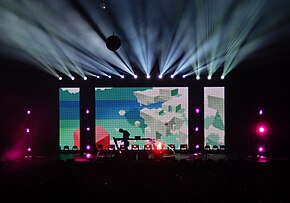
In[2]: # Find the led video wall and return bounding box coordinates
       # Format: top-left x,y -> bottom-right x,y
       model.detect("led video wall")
59,88 -> 80,150
204,87 -> 225,149
95,87 -> 188,150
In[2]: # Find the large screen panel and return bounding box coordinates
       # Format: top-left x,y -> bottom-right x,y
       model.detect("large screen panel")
204,87 -> 225,149
95,87 -> 188,150
59,88 -> 80,150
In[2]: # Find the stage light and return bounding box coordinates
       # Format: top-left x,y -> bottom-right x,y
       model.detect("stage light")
196,75 -> 200,80
96,75 -> 100,78
108,145 -> 115,150
86,109 -> 90,114
195,108 -> 200,114
257,124 -> 267,135
207,75 -> 211,80
83,76 -> 87,80
106,34 -> 121,51
71,76 -> 75,80
120,75 -> 124,78
170,75 -> 175,78
146,74 -> 150,79
144,144 -> 152,150
107,75 -> 111,78
195,144 -> 200,149
27,110 -> 31,115
180,144 -> 188,150
182,75 -> 186,78
195,126 -> 199,132
86,127 -> 90,131
132,144 -> 139,150
158,74 -> 163,79
86,153 -> 92,159
100,0 -> 106,9
86,145 -> 91,150
133,74 -> 138,79
259,109 -> 263,115
221,75 -> 225,80
27,147 -> 32,152
26,128 -> 30,133
58,77 -> 62,80
258,146 -> 265,153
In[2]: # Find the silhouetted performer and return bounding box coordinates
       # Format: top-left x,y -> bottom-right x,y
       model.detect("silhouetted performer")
119,128 -> 130,150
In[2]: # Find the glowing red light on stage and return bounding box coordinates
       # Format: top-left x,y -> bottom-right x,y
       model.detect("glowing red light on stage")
144,144 -> 152,150
132,144 -> 139,150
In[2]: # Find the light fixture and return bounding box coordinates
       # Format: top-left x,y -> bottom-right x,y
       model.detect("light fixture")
106,34 -> 121,51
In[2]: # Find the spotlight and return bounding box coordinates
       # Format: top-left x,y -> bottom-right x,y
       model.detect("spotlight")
257,124 -> 267,135
146,74 -> 150,79
106,34 -> 121,51
108,75 -> 111,78
195,108 -> 200,114
195,144 -> 200,149
27,110 -> 31,115
120,75 -> 124,78
100,0 -> 106,9
86,145 -> 91,150
86,109 -> 90,114
258,146 -> 265,153
221,75 -> 225,80
58,77 -> 62,80
207,75 -> 211,80
86,127 -> 90,131
83,76 -> 87,80
259,109 -> 263,115
26,128 -> 30,133
170,75 -> 175,78
158,74 -> 163,79
182,75 -> 186,78
195,126 -> 199,132
196,75 -> 200,80
96,75 -> 100,78
71,76 -> 75,80
133,74 -> 138,79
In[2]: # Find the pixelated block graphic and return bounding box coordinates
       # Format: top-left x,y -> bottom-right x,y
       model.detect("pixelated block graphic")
73,129 -> 80,150
95,125 -> 110,150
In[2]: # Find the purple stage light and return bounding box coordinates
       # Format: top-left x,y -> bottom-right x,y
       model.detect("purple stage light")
258,146 -> 264,153
86,109 -> 90,114
26,128 -> 30,133
195,127 -> 199,132
259,109 -> 263,115
86,127 -> 90,131
195,144 -> 200,149
27,110 -> 31,115
86,145 -> 91,150
195,108 -> 200,114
